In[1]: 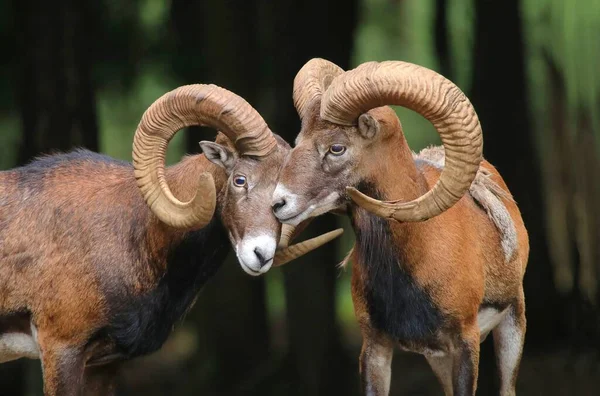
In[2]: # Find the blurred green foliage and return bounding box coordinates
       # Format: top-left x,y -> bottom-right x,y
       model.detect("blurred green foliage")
2,0 -> 597,168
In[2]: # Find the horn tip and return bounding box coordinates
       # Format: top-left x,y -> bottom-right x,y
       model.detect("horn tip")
330,228 -> 344,239
346,186 -> 363,200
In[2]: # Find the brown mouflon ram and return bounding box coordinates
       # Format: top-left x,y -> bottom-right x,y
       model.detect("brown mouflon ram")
272,59 -> 529,396
0,84 -> 341,396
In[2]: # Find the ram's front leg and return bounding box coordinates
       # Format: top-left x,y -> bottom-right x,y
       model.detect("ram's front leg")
38,335 -> 86,396
426,354 -> 454,396
359,331 -> 394,396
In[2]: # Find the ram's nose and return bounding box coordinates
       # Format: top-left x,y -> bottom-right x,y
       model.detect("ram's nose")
253,246 -> 272,268
271,197 -> 287,214
272,185 -> 293,217
236,235 -> 276,276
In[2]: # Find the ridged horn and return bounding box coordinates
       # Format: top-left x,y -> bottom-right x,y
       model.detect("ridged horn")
133,84 -> 277,230
273,228 -> 344,268
278,224 -> 296,249
293,58 -> 344,120
321,61 -> 483,222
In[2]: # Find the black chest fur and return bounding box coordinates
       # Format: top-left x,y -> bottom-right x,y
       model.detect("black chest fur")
105,218 -> 229,359
352,183 -> 443,345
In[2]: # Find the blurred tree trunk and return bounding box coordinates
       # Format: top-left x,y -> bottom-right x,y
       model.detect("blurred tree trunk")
2,1 -> 99,394
570,112 -> 600,349
14,0 -> 98,166
259,0 -> 359,394
470,0 -> 560,347
544,53 -> 600,351
168,1 -> 269,393
470,3 -> 556,393
544,53 -> 583,346
170,0 -> 259,155
434,0 -> 452,79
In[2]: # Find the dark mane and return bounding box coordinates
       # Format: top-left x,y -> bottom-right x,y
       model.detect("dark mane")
22,148 -> 129,169
106,216 -> 229,359
352,182 -> 443,343
10,149 -> 132,192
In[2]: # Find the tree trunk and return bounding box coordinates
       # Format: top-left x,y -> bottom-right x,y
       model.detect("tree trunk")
546,48 -> 600,357
168,1 -> 270,393
260,0 -> 359,394
3,1 -> 99,393
170,0 -> 260,155
14,0 -> 99,165
471,0 -> 560,347
434,0 -> 452,79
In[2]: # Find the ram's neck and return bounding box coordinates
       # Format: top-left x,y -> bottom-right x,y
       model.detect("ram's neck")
138,154 -> 229,277
349,178 -> 444,343
107,155 -> 230,358
361,133 -> 428,205
350,131 -> 432,272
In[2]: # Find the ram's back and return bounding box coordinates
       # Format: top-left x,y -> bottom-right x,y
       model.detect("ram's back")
414,146 -> 523,260
413,145 -> 529,306
0,150 -> 149,316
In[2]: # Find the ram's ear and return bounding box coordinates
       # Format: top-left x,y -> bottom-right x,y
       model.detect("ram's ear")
357,113 -> 380,140
199,141 -> 236,173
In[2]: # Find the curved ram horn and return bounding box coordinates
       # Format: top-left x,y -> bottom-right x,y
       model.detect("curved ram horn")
293,58 -> 344,120
273,228 -> 344,268
278,224 -> 296,249
321,61 -> 483,222
133,84 -> 278,230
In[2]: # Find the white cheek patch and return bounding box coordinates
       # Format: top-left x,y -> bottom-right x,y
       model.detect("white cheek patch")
235,234 -> 277,276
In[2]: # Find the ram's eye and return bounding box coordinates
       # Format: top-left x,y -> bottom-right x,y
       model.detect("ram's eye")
329,144 -> 346,155
233,175 -> 247,187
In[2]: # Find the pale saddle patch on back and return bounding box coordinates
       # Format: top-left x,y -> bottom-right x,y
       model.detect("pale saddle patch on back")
414,146 -> 518,262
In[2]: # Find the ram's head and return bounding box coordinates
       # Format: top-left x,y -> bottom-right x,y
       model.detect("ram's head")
133,84 -> 341,275
272,59 -> 483,225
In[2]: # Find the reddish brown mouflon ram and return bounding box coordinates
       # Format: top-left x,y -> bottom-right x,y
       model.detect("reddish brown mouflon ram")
272,59 -> 529,396
0,84 -> 341,396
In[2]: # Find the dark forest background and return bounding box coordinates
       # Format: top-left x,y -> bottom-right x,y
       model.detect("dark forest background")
0,0 -> 599,395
